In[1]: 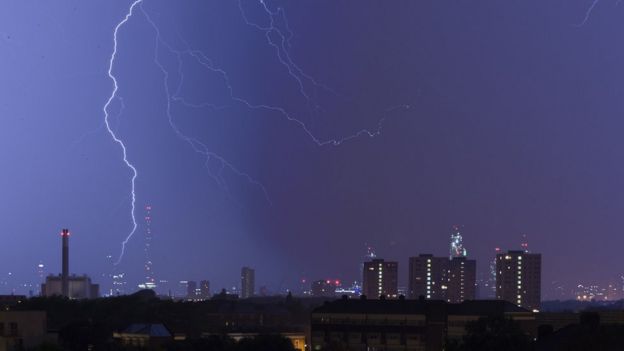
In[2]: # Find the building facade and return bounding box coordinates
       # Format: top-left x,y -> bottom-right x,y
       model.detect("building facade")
0,311 -> 49,350
241,267 -> 255,299
408,255 -> 476,303
113,323 -> 173,349
41,274 -> 99,299
408,255 -> 448,300
496,250 -> 541,311
311,298 -> 535,351
362,259 -> 398,299
447,257 -> 476,303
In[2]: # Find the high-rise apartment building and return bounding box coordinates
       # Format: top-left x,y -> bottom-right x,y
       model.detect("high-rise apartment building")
408,255 -> 448,300
362,259 -> 398,299
408,254 -> 475,302
496,250 -> 541,311
241,267 -> 255,299
447,257 -> 476,303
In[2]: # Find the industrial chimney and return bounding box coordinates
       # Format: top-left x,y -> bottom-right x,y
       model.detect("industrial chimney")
61,228 -> 69,297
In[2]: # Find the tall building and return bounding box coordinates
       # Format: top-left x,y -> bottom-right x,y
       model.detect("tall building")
241,267 -> 255,299
141,205 -> 156,290
408,255 -> 448,300
408,255 -> 476,302
447,257 -> 476,303
36,262 -> 45,280
200,280 -> 210,299
449,225 -> 467,259
359,245 -> 377,288
186,280 -> 198,300
362,259 -> 398,299
485,247 -> 502,299
177,281 -> 189,298
496,250 -> 541,311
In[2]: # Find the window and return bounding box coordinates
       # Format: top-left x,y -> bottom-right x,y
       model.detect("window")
9,322 -> 17,337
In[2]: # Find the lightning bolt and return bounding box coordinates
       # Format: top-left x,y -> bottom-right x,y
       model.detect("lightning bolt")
575,0 -> 600,27
140,7 -> 272,205
237,0 -> 338,111
179,46 -> 407,147
104,0 -> 143,265
235,0 -> 410,146
145,2 -> 409,147
106,0 -> 410,264
73,96 -> 124,148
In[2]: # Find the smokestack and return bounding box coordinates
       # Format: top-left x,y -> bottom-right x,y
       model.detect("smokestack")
61,229 -> 69,297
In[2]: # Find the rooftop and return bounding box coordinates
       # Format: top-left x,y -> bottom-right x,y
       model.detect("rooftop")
122,323 -> 172,338
313,298 -> 530,315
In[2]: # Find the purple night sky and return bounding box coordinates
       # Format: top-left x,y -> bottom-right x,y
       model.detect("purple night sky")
1,0 -> 623,299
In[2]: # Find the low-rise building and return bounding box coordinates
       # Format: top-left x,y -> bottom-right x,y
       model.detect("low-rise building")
41,274 -> 99,299
113,323 -> 174,350
311,297 -> 535,350
0,311 -> 48,351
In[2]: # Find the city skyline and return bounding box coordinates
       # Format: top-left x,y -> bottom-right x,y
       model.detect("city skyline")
4,221 -> 624,304
2,1 -> 624,300
14,223 -> 622,304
